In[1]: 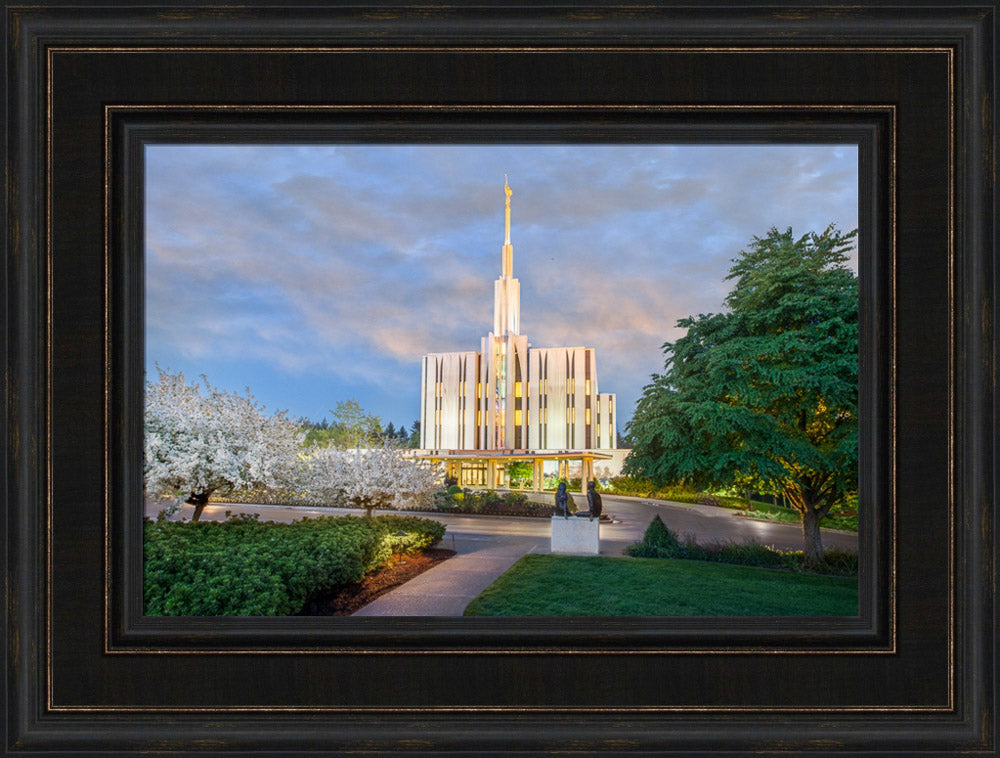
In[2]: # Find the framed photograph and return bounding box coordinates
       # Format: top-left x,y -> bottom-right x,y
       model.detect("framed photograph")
141,141 -> 863,621
4,1 -> 995,754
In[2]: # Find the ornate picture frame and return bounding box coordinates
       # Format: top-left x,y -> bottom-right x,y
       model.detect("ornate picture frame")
4,2 -> 995,754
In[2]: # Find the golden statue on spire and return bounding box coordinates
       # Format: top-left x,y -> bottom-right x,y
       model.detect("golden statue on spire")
504,175 -> 513,245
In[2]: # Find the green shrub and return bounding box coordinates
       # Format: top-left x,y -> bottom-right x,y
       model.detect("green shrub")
709,542 -> 793,570
625,514 -> 681,558
644,514 -> 679,549
144,513 -> 445,616
808,547 -> 859,576
604,476 -> 666,496
424,488 -> 553,517
505,461 -> 534,487
819,513 -> 859,532
432,489 -> 459,510
603,478 -> 766,511
446,484 -> 463,497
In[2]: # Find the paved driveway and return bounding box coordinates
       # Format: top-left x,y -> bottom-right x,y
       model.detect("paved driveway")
601,495 -> 858,553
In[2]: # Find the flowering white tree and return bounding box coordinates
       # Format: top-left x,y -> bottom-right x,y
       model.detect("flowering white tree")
300,441 -> 441,518
144,368 -> 304,520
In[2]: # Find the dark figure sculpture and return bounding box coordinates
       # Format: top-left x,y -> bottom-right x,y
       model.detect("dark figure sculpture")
586,480 -> 603,521
554,482 -> 570,518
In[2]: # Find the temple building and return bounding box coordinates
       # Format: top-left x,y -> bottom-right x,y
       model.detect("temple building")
418,179 -> 620,489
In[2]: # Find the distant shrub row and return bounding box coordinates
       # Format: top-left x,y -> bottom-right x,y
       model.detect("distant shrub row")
144,513 -> 446,616
428,488 -> 560,517
212,485 -> 563,518
390,486 -> 563,518
626,515 -> 858,576
598,477 -> 749,508
211,486 -> 346,508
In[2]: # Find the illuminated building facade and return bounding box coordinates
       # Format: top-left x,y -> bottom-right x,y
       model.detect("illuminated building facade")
420,179 -> 617,456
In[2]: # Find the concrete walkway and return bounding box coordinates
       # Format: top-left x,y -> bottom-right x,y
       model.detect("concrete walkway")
352,534 -> 543,616
353,511 -> 658,616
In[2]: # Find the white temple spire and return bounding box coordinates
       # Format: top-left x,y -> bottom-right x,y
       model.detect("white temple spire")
494,177 -> 520,335
504,174 -> 513,246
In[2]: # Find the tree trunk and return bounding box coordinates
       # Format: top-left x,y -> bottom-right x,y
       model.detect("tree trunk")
800,507 -> 824,565
186,492 -> 210,522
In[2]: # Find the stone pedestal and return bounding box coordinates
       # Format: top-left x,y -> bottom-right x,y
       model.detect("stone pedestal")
550,516 -> 600,554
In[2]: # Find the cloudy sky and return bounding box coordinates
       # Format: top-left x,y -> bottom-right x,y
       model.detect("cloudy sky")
145,143 -> 858,433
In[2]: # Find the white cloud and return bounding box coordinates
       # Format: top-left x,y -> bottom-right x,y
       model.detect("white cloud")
146,144 -> 859,424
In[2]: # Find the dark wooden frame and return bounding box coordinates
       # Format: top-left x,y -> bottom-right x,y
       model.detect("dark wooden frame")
4,2 -> 995,755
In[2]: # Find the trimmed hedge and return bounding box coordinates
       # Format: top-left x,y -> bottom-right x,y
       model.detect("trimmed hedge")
427,488 -> 559,517
626,515 -> 858,576
144,513 -> 446,616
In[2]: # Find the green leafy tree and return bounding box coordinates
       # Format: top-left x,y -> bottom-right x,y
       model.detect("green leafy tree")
328,399 -> 384,449
505,461 -> 533,488
301,417 -> 339,448
408,420 -> 421,449
625,225 -> 858,564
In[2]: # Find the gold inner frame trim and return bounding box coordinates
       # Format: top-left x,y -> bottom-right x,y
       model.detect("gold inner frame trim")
96,101 -> 901,660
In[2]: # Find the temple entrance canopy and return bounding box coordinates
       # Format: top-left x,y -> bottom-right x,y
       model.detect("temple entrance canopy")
412,449 -> 613,494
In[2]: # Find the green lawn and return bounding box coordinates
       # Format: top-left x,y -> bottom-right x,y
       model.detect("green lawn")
464,554 -> 858,616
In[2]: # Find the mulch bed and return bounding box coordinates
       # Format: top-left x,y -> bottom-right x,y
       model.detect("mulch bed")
297,548 -> 456,616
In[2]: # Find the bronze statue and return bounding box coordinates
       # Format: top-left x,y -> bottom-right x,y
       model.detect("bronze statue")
586,480 -> 603,520
554,482 -> 570,518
